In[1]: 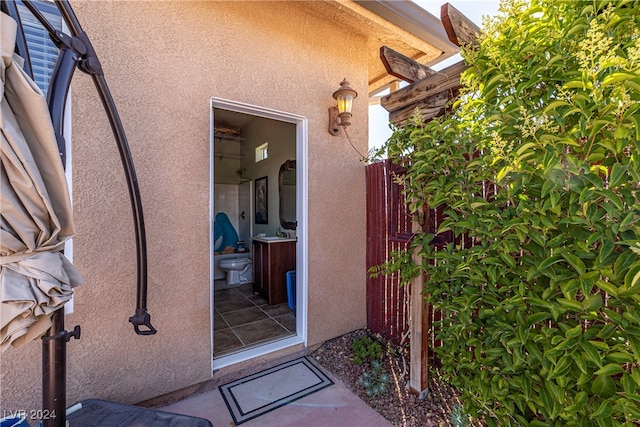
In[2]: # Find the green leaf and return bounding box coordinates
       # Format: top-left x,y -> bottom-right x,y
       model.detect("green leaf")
628,114 -> 640,140
522,374 -> 532,401
624,262 -> 640,287
558,298 -> 584,311
544,99 -> 571,113
562,252 -> 586,276
573,352 -> 588,374
583,293 -> 603,312
606,351 -> 634,364
484,73 -> 506,95
539,255 -> 563,272
527,312 -> 552,326
597,190 -> 623,210
608,163 -> 627,189
619,211 -> 640,232
632,368 -> 640,386
594,363 -> 624,377
614,251 -> 636,279
525,341 -> 544,363
581,340 -> 603,368
565,23 -> 587,39
598,239 -> 614,264
590,401 -> 612,420
602,72 -> 639,87
591,375 -> 616,398
630,336 -> 640,361
596,280 -> 619,297
550,356 -> 573,379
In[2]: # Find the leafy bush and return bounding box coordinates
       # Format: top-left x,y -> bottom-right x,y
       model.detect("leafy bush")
375,0 -> 640,424
351,335 -> 383,365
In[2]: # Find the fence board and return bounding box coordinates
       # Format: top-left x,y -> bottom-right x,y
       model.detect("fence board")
365,160 -> 411,345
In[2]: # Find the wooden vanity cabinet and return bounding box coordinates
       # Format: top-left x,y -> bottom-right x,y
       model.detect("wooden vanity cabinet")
252,240 -> 296,305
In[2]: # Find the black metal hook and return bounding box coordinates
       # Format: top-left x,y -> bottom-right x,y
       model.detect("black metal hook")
129,308 -> 157,336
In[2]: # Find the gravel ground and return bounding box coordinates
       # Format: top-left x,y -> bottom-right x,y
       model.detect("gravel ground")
311,329 -> 478,427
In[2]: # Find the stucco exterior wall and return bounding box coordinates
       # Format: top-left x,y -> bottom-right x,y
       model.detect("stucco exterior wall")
1,0 -> 368,414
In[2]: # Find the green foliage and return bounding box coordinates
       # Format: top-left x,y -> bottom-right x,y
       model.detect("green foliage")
368,248 -> 420,285
375,0 -> 640,424
351,335 -> 383,365
358,360 -> 391,397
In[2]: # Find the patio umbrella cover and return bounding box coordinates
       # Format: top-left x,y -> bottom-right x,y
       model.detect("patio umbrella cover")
1,12 -> 83,352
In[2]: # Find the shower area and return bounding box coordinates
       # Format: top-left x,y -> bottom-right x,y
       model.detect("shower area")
212,181 -> 252,283
211,104 -> 298,361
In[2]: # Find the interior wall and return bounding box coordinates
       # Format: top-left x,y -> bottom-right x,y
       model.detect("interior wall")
1,0 -> 369,413
240,117 -> 296,237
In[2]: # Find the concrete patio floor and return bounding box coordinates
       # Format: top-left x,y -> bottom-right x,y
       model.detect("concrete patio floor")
160,358 -> 393,427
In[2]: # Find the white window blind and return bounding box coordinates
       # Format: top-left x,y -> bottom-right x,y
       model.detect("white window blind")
16,0 -> 63,96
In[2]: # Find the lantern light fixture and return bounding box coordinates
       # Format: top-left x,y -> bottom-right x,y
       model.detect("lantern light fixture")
328,78 -> 357,135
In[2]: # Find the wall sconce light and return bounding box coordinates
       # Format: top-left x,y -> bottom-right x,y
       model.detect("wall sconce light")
328,78 -> 358,136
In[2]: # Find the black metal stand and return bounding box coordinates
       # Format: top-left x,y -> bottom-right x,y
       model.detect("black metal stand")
42,311 -> 80,427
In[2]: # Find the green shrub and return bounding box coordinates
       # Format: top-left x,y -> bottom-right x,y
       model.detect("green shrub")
374,0 -> 640,424
351,335 -> 383,365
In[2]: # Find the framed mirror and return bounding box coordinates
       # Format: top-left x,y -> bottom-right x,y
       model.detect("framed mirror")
278,160 -> 296,230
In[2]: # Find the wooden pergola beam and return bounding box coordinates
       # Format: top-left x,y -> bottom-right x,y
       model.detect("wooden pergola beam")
441,3 -> 481,47
380,60 -> 466,114
388,88 -> 457,126
380,46 -> 436,84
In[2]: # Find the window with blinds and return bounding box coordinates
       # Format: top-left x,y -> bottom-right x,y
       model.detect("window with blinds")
16,0 -> 63,96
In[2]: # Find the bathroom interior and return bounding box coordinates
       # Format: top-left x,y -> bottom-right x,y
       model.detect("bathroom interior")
212,107 -> 297,358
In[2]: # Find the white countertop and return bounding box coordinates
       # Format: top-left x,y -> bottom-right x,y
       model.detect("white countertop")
253,237 -> 297,243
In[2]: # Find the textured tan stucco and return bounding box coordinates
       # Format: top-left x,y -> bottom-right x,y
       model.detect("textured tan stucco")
1,0 -> 447,415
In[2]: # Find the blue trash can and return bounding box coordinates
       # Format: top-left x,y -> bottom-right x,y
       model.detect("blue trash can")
286,270 -> 296,314
0,416 -> 29,427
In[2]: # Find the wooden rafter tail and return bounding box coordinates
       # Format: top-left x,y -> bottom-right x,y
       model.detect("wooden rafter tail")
380,60 -> 466,113
379,46 -> 436,84
441,2 -> 481,48
388,88 -> 459,126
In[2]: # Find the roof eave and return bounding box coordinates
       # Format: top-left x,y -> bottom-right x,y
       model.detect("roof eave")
354,0 -> 459,65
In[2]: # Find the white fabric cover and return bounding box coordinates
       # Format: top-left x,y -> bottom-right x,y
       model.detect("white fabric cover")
1,12 -> 83,351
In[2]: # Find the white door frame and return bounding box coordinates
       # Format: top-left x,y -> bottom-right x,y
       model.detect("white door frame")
209,97 -> 308,370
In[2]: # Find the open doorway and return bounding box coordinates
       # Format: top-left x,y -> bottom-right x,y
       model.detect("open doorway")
210,98 -> 307,369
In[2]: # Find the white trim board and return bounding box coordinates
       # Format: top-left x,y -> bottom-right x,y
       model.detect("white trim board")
209,97 -> 308,372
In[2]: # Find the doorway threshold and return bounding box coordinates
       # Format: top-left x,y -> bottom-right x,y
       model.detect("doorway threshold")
213,336 -> 304,370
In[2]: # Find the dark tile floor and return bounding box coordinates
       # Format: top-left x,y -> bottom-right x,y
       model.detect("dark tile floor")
213,281 -> 296,358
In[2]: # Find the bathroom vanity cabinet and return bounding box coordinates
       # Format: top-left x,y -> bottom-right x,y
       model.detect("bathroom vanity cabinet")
252,238 -> 296,305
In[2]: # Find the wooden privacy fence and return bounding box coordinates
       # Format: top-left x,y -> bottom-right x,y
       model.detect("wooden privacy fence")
365,159 -> 412,346
365,159 -> 454,387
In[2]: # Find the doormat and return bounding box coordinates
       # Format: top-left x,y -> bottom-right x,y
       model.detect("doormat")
219,357 -> 334,425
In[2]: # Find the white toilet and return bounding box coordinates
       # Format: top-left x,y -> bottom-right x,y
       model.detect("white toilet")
219,257 -> 253,285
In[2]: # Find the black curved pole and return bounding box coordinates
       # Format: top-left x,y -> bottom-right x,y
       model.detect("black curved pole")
14,0 -> 156,335
42,42 -> 79,427
52,0 -> 156,335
